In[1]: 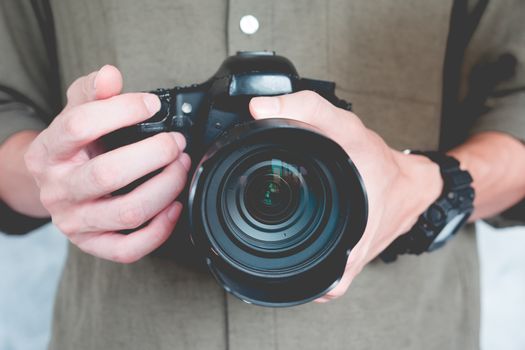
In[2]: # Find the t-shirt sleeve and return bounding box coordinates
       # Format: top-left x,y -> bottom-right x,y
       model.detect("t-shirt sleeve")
0,1 -> 60,234
459,0 -> 525,227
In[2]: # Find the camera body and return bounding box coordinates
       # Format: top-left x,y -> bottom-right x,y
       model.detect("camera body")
108,51 -> 352,158
106,51 -> 367,307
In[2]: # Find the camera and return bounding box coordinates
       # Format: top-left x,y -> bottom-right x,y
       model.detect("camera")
105,51 -> 368,307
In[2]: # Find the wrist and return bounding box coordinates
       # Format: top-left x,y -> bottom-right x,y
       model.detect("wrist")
0,130 -> 48,217
447,132 -> 525,221
391,150 -> 444,234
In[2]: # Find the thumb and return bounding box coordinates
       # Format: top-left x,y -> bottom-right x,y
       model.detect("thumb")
249,91 -> 342,135
65,65 -> 123,108
250,91 -> 363,144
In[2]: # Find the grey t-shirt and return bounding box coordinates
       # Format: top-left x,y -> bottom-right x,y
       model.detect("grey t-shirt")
1,1 -> 524,349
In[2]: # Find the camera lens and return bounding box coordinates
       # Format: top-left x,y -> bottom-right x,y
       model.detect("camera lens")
189,119 -> 367,307
244,162 -> 301,225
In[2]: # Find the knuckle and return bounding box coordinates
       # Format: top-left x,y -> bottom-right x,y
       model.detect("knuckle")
156,133 -> 180,163
138,93 -> 152,113
334,287 -> 346,297
164,164 -> 187,197
67,233 -> 83,247
24,146 -> 44,175
66,78 -> 82,101
40,166 -> 70,202
118,202 -> 146,229
297,91 -> 325,122
111,245 -> 140,264
89,161 -> 116,191
24,131 -> 52,172
39,191 -> 53,208
308,92 -> 325,113
118,93 -> 150,116
80,75 -> 93,99
39,187 -> 63,208
66,72 -> 95,103
300,90 -> 322,101
149,225 -> 169,245
62,110 -> 88,141
327,293 -> 340,301
348,112 -> 364,128
53,214 -> 79,237
173,166 -> 188,194
78,206 -> 103,233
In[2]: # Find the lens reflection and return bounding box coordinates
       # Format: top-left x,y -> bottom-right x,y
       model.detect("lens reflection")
244,160 -> 301,225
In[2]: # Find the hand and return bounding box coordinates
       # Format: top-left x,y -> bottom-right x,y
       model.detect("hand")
25,65 -> 190,263
250,91 -> 443,302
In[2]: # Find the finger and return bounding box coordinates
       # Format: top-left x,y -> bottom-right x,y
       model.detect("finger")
73,158 -> 188,233
323,269 -> 356,299
65,65 -> 123,108
70,132 -> 186,200
179,152 -> 191,172
313,247 -> 367,303
47,92 -> 161,160
249,90 -> 356,136
313,274 -> 353,303
321,254 -> 365,301
74,201 -> 183,263
314,296 -> 333,303
92,65 -> 123,100
313,280 -> 349,304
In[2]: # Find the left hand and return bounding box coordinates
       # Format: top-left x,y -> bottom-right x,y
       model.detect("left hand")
249,91 -> 443,302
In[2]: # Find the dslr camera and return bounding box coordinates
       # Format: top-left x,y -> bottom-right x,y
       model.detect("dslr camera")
106,51 -> 368,307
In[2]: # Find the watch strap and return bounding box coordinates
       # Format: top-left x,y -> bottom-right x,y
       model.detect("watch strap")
380,151 -> 474,262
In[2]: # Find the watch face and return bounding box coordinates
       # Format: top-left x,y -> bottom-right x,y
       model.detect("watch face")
428,213 -> 469,251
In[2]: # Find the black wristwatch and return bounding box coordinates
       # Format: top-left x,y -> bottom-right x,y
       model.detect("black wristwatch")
380,151 -> 475,263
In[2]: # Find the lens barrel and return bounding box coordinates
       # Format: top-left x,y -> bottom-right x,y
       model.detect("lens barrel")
189,118 -> 367,307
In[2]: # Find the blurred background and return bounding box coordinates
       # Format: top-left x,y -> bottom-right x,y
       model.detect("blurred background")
0,222 -> 524,350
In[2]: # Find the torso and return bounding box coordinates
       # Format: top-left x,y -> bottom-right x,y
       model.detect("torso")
48,1 -> 479,349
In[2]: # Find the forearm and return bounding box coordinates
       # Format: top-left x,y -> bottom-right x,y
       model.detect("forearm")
0,130 -> 49,217
448,131 -> 525,221
389,130 -> 525,241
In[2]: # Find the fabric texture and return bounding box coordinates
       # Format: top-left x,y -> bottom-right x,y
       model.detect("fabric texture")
0,0 -> 523,349
0,0 -> 59,233
462,1 -> 525,142
459,0 -> 525,227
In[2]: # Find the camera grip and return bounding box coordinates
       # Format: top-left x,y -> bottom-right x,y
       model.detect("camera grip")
102,89 -> 185,150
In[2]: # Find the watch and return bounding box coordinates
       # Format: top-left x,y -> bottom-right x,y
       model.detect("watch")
380,151 -> 475,263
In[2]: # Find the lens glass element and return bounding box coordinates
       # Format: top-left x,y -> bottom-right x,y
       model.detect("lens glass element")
244,160 -> 301,225
189,120 -> 368,307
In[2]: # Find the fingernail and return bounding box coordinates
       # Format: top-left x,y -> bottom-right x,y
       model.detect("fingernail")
89,70 -> 100,90
167,202 -> 182,222
91,64 -> 109,89
251,97 -> 280,116
93,73 -> 98,89
143,94 -> 161,115
172,132 -> 186,151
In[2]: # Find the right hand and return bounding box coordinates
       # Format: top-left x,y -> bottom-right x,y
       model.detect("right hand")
25,65 -> 190,263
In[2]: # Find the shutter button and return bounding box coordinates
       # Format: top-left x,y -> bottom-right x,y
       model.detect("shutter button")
240,15 -> 259,35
